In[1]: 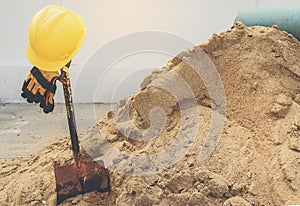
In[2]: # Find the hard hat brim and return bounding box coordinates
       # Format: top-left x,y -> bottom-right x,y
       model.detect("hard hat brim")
27,42 -> 80,72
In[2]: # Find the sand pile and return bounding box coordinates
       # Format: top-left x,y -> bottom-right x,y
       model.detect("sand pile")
1,22 -> 300,206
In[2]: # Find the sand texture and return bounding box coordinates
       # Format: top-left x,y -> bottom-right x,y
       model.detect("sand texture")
1,22 -> 300,205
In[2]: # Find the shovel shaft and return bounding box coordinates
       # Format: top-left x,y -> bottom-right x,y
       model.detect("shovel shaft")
62,71 -> 80,156
56,68 -> 111,205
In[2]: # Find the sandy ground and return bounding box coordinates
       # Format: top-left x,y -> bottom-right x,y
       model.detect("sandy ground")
0,103 -> 113,158
1,22 -> 300,206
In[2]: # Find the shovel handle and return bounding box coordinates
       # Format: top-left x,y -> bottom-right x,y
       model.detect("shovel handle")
62,70 -> 80,156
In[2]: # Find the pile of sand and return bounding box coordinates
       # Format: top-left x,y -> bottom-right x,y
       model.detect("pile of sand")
1,22 -> 300,206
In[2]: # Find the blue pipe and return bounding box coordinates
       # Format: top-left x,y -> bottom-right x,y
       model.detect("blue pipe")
235,6 -> 300,40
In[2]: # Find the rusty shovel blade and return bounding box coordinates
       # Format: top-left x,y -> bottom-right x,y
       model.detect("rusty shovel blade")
54,160 -> 110,204
55,68 -> 110,204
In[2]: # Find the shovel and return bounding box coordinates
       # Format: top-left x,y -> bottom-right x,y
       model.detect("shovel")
54,68 -> 110,204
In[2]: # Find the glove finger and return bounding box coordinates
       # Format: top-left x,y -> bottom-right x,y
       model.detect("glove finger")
43,92 -> 55,113
27,80 -> 36,93
31,82 -> 42,96
43,103 -> 54,113
21,90 -> 29,98
22,71 -> 34,88
33,91 -> 43,103
22,79 -> 31,92
40,99 -> 46,109
39,87 -> 47,96
26,92 -> 35,103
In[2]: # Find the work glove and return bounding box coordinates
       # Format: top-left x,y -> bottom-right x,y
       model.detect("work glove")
21,67 -> 60,113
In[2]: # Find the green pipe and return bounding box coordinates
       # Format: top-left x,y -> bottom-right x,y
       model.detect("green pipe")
235,6 -> 300,40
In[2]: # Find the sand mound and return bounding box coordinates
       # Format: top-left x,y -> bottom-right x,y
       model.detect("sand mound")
1,22 -> 300,206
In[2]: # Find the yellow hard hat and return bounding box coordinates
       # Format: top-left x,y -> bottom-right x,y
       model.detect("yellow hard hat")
27,5 -> 86,71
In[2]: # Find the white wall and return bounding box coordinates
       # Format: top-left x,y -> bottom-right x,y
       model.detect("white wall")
0,0 -> 299,103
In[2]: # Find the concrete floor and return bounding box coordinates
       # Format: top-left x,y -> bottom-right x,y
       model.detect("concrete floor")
0,103 -> 114,159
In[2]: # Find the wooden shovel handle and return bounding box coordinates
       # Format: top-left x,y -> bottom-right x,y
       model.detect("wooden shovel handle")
62,69 -> 80,156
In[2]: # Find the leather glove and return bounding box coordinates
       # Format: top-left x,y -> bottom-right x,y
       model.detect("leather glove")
39,85 -> 57,113
21,67 -> 59,113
